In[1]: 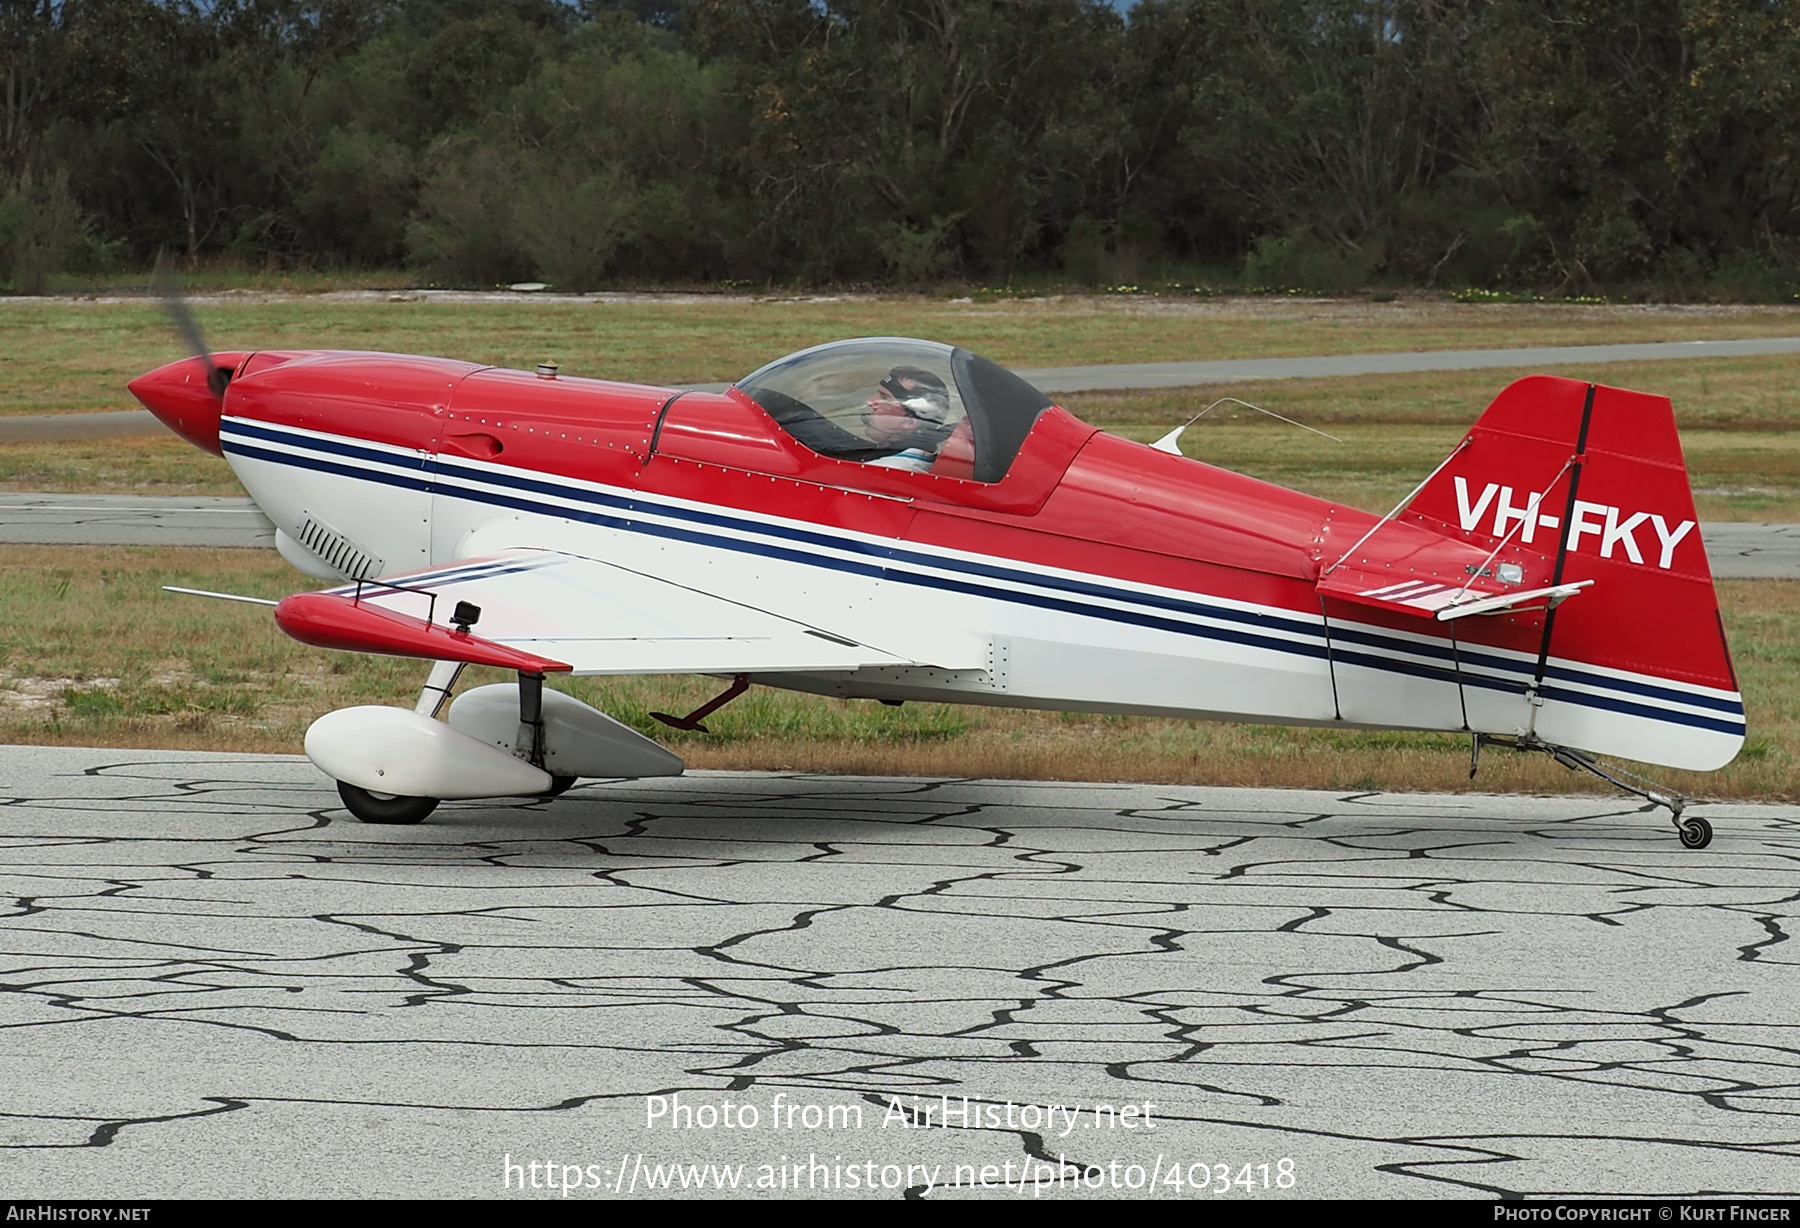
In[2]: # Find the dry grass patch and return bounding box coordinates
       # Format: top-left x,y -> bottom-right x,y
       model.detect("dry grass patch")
0,437 -> 246,495
1,546 -> 1790,802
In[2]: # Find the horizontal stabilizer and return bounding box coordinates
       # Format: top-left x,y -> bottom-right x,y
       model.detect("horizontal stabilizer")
1317,516 -> 1550,621
1319,562 -> 1589,623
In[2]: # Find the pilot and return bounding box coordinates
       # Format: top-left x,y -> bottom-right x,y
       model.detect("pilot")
862,366 -> 957,471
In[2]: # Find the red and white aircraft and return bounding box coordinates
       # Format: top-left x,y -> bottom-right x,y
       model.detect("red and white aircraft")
128,336 -> 1741,847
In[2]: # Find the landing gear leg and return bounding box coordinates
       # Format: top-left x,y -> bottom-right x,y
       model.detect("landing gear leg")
414,660 -> 466,718
517,671 -> 547,768
515,671 -> 578,800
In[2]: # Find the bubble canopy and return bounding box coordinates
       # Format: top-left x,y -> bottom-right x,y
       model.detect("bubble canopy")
736,338 -> 1054,483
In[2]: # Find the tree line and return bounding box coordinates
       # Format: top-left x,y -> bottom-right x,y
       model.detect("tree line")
3,0 -> 1797,294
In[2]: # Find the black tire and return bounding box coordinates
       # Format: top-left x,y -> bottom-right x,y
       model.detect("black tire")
1677,816 -> 1713,850
338,780 -> 439,825
541,774 -> 579,798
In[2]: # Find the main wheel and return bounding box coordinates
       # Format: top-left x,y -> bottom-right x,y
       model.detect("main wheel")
1677,816 -> 1713,850
541,774 -> 579,798
338,780 -> 439,825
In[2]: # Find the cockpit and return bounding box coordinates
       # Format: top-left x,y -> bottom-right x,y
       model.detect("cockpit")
736,338 -> 1054,483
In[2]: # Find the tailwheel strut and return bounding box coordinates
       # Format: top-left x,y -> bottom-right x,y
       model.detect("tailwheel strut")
1476,733 -> 1712,850
651,674 -> 750,733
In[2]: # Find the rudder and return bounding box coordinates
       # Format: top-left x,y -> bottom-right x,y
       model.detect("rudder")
1405,374 -> 1742,770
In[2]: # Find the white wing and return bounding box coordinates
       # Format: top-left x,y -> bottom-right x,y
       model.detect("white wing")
329,549 -> 913,675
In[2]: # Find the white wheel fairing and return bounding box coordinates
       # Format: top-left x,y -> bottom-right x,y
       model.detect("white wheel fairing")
305,706 -> 553,799
447,684 -> 684,779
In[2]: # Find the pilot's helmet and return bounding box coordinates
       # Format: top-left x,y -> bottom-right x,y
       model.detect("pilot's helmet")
879,366 -> 951,427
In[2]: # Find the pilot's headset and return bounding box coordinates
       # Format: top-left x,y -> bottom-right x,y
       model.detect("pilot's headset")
879,366 -> 957,447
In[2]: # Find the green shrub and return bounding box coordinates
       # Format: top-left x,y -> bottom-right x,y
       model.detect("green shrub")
1244,227 -> 1377,293
406,140 -> 534,287
0,176 -> 113,294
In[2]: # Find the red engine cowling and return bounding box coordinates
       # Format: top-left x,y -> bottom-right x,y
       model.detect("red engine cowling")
126,352 -> 251,455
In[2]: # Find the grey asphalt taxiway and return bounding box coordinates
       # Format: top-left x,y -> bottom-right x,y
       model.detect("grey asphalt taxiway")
0,492 -> 277,548
2,746 -> 1796,1199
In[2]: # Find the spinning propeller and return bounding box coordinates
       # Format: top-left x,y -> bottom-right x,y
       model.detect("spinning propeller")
127,257 -> 248,455
151,255 -> 232,398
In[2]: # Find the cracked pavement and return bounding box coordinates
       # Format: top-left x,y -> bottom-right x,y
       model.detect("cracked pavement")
1,746 -> 1797,1199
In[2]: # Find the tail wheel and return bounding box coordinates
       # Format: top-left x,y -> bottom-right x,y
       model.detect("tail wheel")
1677,816 -> 1713,850
338,781 -> 439,825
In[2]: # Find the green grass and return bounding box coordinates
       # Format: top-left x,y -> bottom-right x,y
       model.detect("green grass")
1,545 -> 1793,801
0,437 -> 248,495
1062,354 -> 1800,520
7,292 -> 1800,415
